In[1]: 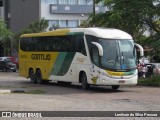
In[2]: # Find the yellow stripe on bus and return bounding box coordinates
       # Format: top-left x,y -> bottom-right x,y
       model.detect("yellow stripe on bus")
20,29 -> 70,37
105,70 -> 124,76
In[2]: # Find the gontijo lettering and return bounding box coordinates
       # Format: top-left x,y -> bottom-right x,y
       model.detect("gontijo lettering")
31,54 -> 51,60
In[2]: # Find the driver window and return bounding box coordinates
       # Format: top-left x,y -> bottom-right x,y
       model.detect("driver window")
92,46 -> 99,66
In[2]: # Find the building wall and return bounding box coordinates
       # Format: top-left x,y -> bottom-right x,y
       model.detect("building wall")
10,0 -> 40,32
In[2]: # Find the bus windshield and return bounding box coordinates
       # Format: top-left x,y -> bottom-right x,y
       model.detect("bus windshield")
99,39 -> 137,71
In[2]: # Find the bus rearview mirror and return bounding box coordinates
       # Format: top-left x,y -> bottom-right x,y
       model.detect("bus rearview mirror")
134,43 -> 144,57
91,42 -> 103,56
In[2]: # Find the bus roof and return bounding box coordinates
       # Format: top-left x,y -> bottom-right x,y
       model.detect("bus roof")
20,28 -> 132,39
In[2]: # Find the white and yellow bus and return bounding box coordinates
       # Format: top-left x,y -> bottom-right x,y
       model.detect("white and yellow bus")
19,28 -> 144,90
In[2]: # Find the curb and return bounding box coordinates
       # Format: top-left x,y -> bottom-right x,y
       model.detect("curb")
0,90 -> 11,94
11,90 -> 27,93
0,90 -> 27,94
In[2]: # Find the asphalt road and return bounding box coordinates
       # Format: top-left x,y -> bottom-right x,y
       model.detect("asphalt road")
0,71 -> 160,120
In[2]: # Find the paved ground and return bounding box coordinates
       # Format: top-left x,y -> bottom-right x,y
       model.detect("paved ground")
0,71 -> 160,120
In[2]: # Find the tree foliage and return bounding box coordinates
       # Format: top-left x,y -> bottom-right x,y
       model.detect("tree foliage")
0,20 -> 13,56
21,18 -> 48,34
89,0 -> 160,37
0,20 -> 12,38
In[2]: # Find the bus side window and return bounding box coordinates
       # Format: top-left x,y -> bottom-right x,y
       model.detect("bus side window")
52,39 -> 57,51
52,37 -> 58,51
92,46 -> 99,66
20,38 -> 27,51
45,37 -> 53,51
26,37 -> 34,51
70,36 -> 76,52
36,37 -> 43,51
64,36 -> 72,52
76,36 -> 86,55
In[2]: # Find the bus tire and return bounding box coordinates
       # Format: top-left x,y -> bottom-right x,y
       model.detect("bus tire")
36,69 -> 42,84
29,69 -> 36,83
111,85 -> 120,90
81,73 -> 90,90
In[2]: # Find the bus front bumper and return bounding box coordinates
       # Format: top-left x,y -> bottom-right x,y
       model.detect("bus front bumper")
98,75 -> 138,86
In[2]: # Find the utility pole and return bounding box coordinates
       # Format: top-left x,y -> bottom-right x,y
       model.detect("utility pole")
93,0 -> 95,26
93,0 -> 95,17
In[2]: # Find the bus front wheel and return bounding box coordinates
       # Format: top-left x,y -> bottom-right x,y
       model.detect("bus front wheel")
111,85 -> 120,90
81,73 -> 90,90
29,69 -> 36,83
36,69 -> 42,84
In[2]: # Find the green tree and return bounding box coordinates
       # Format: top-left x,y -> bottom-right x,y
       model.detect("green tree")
28,18 -> 48,33
0,20 -> 13,56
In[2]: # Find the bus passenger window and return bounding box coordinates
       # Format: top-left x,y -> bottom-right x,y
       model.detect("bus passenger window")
52,42 -> 56,51
76,37 -> 86,55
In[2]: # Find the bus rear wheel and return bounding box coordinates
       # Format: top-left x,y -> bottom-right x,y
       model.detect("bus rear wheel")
111,85 -> 120,90
81,73 -> 90,90
36,69 -> 42,84
29,69 -> 36,83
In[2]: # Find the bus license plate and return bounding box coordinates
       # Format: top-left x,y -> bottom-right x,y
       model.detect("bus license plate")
118,80 -> 125,83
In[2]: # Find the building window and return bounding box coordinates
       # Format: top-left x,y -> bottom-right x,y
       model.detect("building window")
65,6 -> 70,10
48,20 -> 59,28
59,0 -> 78,5
68,20 -> 78,27
60,20 -> 68,27
51,6 -> 57,10
60,20 -> 78,28
68,0 -> 77,5
59,0 -> 67,5
41,0 -> 58,4
79,0 -> 93,5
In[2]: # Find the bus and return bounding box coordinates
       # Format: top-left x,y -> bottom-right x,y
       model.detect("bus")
19,28 -> 144,90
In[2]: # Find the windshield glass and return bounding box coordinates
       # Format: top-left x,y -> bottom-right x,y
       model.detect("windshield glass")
100,39 -> 136,71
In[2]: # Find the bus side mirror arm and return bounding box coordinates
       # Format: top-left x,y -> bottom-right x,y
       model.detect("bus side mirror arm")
134,43 -> 144,57
91,42 -> 103,56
